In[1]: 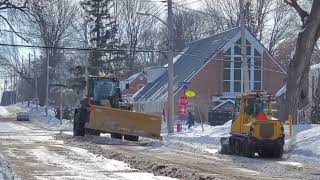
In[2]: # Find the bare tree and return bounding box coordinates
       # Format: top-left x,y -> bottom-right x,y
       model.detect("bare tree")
17,0 -> 79,104
117,0 -> 158,74
172,7 -> 204,51
265,0 -> 298,52
202,0 -> 297,53
0,0 -> 28,41
284,0 -> 320,122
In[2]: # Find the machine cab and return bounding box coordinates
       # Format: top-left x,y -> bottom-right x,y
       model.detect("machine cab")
87,76 -> 121,106
234,92 -> 272,119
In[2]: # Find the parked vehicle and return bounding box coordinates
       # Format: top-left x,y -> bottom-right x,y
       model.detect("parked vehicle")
17,112 -> 30,121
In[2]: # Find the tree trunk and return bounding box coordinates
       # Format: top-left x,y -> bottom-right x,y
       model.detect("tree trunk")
285,1 -> 320,122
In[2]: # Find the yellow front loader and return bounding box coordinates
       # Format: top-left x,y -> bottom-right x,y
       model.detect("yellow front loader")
220,92 -> 284,158
73,76 -> 162,141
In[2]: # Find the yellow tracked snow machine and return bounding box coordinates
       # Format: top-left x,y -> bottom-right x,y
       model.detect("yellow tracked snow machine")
220,91 -> 284,158
73,76 -> 162,141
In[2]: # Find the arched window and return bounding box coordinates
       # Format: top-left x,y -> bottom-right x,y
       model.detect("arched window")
223,38 -> 262,93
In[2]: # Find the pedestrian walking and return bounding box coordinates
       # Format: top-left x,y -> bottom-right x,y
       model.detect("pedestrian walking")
186,112 -> 195,129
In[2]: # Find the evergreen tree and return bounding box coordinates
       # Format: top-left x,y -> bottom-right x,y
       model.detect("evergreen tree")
81,0 -> 127,76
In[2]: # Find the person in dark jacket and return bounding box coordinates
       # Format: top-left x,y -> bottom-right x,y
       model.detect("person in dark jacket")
186,112 -> 195,129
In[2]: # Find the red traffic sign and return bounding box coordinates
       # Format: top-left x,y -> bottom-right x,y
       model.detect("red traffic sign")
179,96 -> 188,107
179,106 -> 187,115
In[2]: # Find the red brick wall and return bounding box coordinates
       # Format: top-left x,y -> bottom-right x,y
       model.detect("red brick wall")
122,75 -> 147,95
174,53 -> 224,114
173,52 -> 286,116
262,52 -> 286,94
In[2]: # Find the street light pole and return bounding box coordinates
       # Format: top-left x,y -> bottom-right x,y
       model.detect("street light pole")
167,0 -> 174,133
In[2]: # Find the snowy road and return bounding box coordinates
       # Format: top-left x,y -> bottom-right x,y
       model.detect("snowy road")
58,133 -> 320,180
0,113 -> 319,180
0,117 -> 174,180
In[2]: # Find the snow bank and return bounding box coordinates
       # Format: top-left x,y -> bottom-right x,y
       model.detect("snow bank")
0,152 -> 14,180
168,120 -> 231,145
28,106 -> 71,130
3,103 -> 72,131
289,124 -> 320,163
158,120 -> 231,155
0,106 -> 10,117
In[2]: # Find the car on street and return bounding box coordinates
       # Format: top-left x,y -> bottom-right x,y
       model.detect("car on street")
16,111 -> 30,121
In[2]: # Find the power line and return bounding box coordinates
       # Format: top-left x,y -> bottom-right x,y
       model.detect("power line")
0,43 -> 167,53
173,0 -> 201,7
0,40 -> 287,75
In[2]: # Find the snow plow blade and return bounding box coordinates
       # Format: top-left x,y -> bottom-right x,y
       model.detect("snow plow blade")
85,105 -> 162,140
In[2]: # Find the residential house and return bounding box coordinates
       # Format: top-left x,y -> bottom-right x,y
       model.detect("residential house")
133,27 -> 287,119
121,66 -> 166,100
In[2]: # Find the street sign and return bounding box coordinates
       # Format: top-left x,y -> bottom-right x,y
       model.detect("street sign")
179,96 -> 188,107
179,96 -> 188,115
178,81 -> 191,88
179,106 -> 187,115
185,89 -> 196,97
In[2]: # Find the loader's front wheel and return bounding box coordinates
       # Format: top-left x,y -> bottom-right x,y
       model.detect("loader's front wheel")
244,141 -> 254,158
73,108 -> 85,136
111,133 -> 123,139
273,141 -> 284,158
124,134 -> 139,142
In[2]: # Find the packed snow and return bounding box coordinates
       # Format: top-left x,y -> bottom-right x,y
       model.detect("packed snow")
0,106 -> 10,117
0,152 -> 14,180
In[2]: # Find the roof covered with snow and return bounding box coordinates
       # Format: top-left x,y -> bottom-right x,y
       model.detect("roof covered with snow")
142,66 -> 166,83
211,99 -> 235,111
275,84 -> 287,97
120,73 -> 141,91
120,67 -> 166,91
133,27 -> 241,102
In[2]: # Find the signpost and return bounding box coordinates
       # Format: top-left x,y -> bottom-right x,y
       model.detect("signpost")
179,96 -> 188,115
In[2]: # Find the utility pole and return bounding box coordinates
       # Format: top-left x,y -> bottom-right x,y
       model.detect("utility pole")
45,50 -> 50,116
35,73 -> 38,110
28,53 -> 31,75
60,89 -> 63,125
84,20 -> 89,96
10,71 -> 13,104
167,0 -> 174,133
14,73 -> 17,104
34,51 -> 39,110
240,0 -> 250,94
58,64 -> 63,125
21,56 -> 24,103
